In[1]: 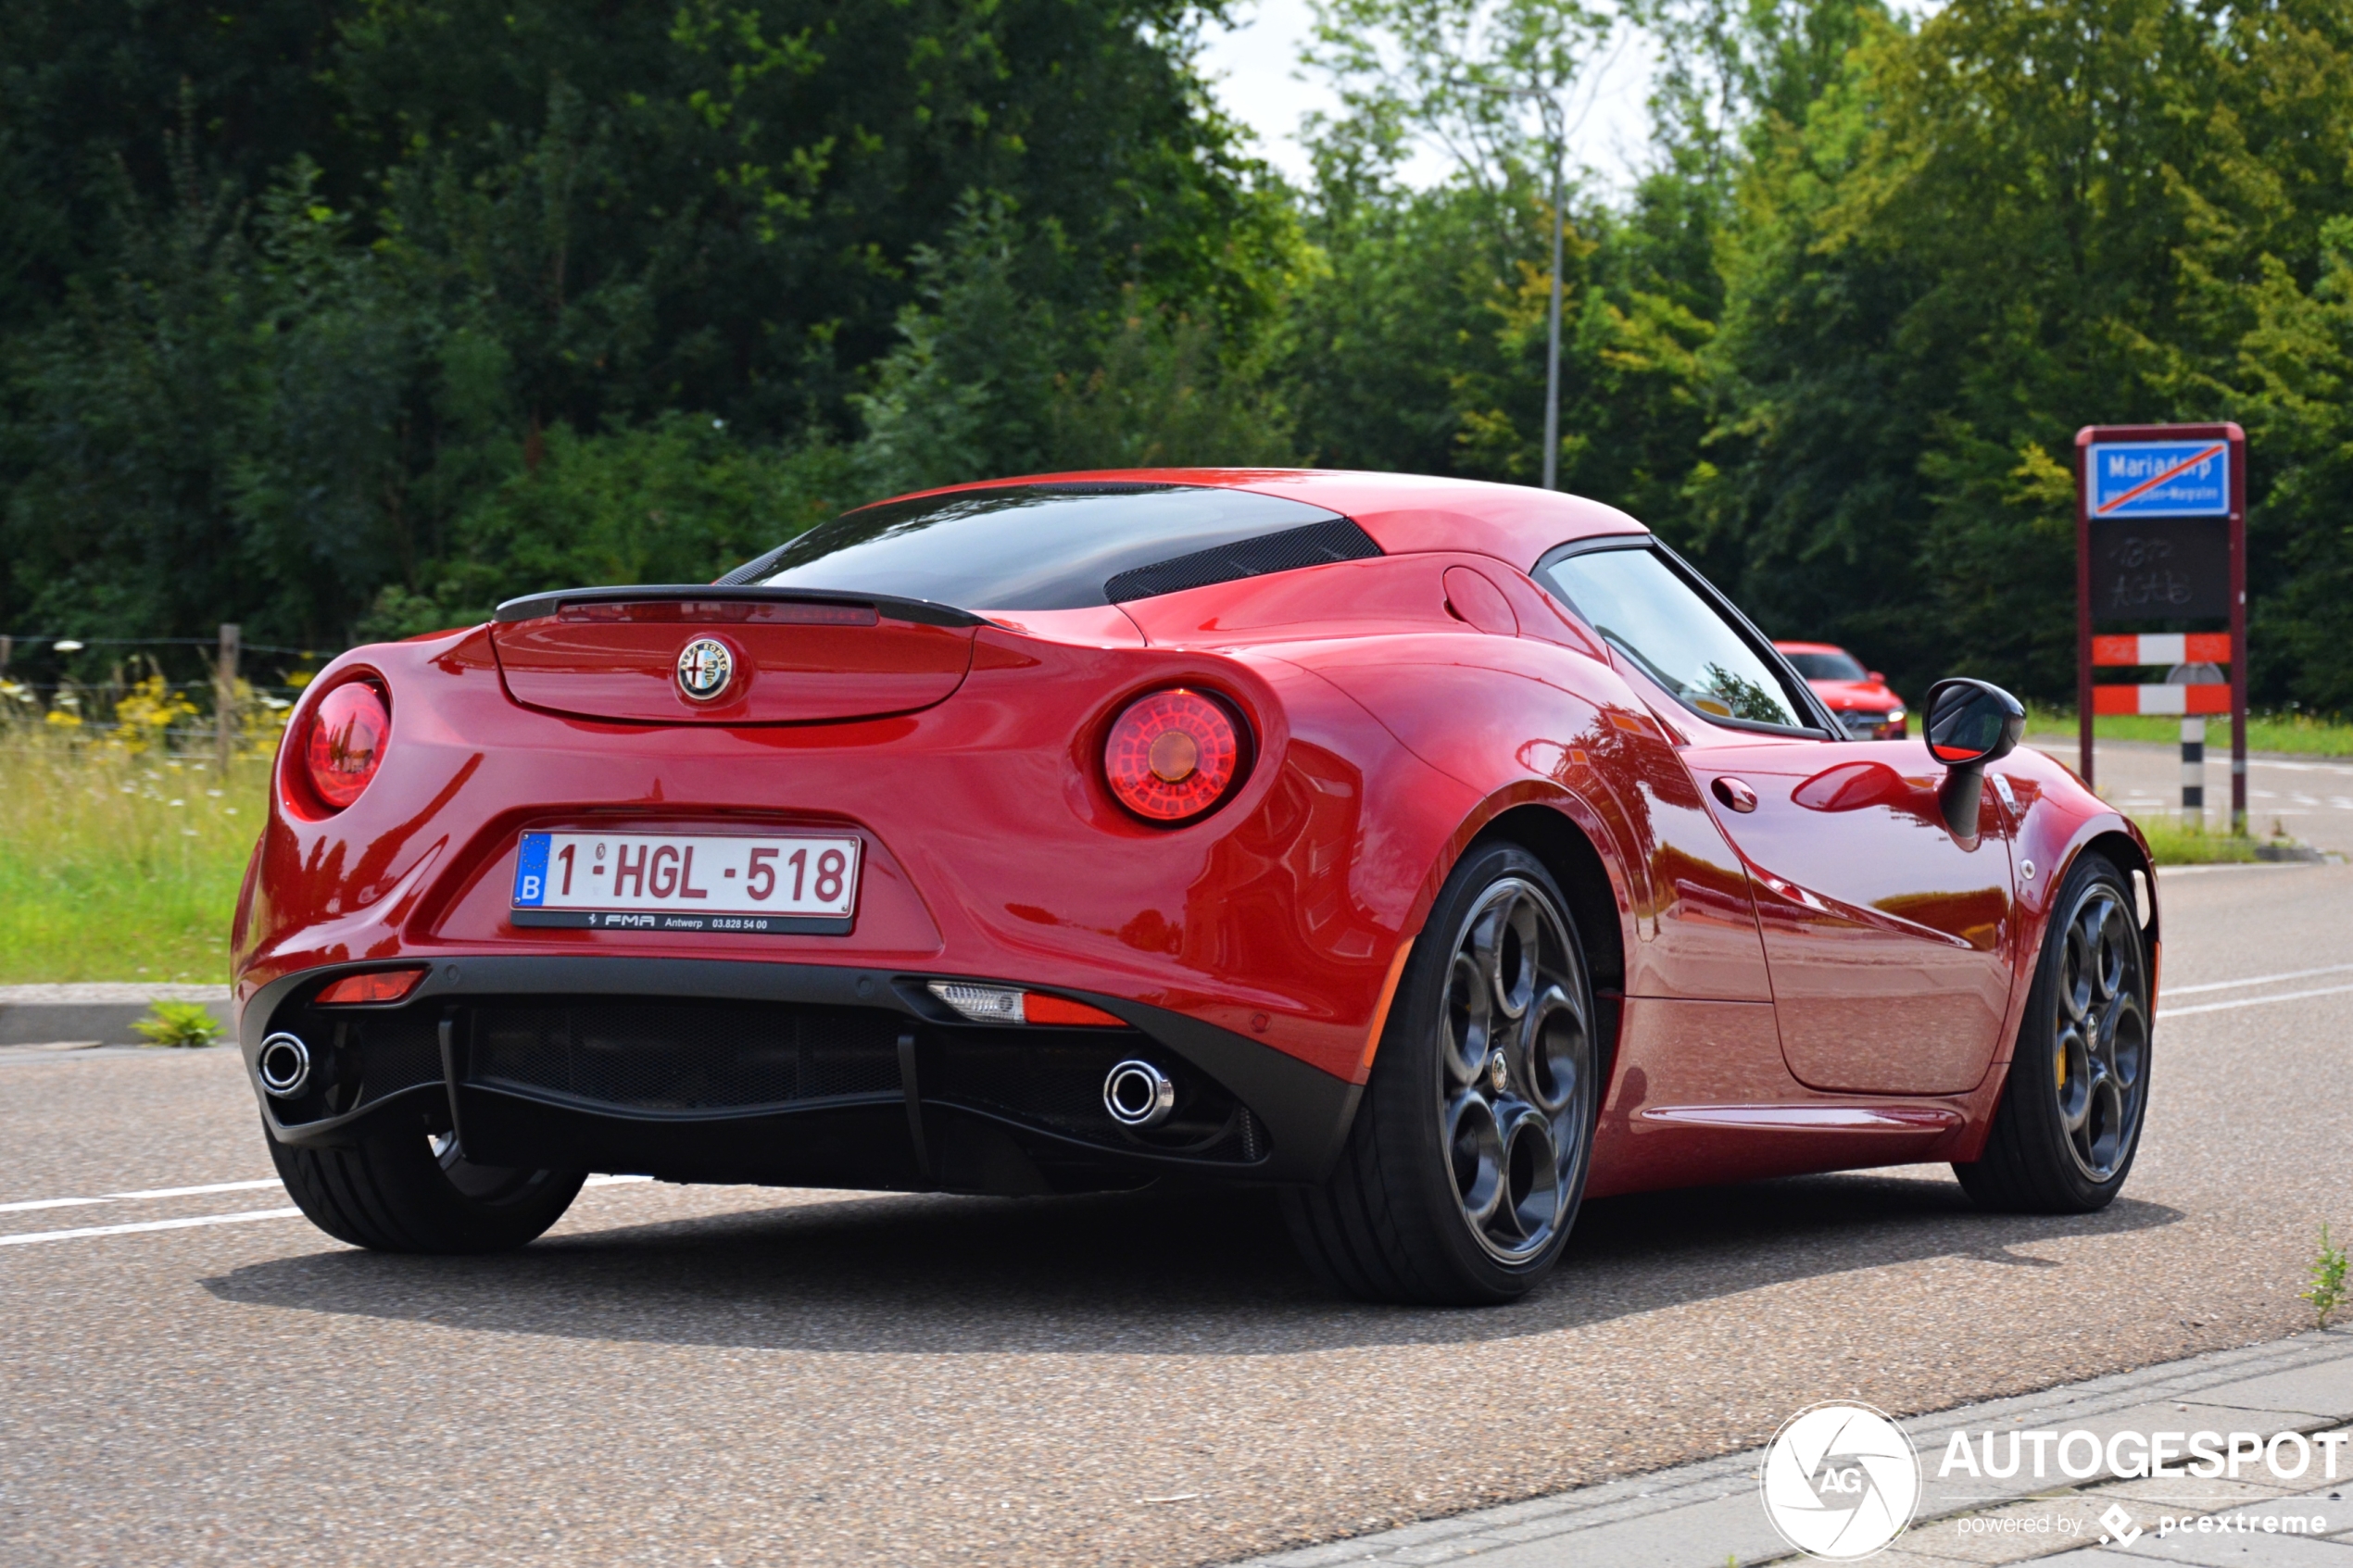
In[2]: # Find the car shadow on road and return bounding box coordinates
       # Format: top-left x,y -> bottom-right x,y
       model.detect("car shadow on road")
200,1169 -> 2183,1354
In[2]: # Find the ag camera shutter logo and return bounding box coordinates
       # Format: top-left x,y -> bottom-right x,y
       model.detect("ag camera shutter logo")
1759,1401 -> 1921,1559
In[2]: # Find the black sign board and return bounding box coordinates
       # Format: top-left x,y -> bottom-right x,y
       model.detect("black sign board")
2088,516 -> 2232,621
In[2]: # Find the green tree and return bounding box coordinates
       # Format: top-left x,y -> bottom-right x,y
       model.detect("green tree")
0,0 -> 1294,657
1697,0 -> 2353,701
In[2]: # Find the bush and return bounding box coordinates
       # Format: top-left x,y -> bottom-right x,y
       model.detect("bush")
359,415 -> 852,637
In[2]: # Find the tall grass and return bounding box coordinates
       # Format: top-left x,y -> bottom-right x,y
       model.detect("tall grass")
0,734 -> 266,983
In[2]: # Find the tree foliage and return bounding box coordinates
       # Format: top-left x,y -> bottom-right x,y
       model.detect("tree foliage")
5,0 -> 2353,714
0,0 -> 1292,651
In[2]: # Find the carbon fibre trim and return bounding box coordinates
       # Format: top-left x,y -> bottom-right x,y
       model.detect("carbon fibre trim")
1104,517 -> 1382,603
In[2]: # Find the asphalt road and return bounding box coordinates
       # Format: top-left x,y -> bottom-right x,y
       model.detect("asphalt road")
4,862 -> 2350,1567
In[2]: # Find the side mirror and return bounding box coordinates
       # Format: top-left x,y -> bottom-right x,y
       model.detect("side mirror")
1921,678 -> 2024,838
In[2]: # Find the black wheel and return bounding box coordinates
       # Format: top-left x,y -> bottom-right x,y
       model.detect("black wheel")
1284,843 -> 1600,1304
268,1119 -> 586,1253
1954,852 -> 2151,1212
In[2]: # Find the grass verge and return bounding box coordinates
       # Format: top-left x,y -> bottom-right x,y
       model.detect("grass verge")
0,736 -> 264,983
2028,705 -> 2353,756
2128,816 -> 2269,865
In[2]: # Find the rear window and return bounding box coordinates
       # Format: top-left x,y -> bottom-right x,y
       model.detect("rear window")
1784,650 -> 1868,682
720,483 -> 1374,610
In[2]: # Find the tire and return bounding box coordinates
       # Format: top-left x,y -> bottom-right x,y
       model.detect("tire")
1954,851 -> 2152,1213
268,1119 -> 586,1253
1284,843 -> 1601,1304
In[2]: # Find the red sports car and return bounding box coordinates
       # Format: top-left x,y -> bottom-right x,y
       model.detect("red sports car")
1774,640 -> 1909,738
234,470 -> 2157,1304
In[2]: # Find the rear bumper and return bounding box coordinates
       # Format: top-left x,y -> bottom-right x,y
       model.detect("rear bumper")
242,956 -> 1362,1190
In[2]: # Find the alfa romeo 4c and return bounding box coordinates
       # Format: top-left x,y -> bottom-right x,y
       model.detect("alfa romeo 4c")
234,470 -> 2156,1304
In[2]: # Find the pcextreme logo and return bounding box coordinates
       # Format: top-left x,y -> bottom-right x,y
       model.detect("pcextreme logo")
1759,1401 -> 1922,1560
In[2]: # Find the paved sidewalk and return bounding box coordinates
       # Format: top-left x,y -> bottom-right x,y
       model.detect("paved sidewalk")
1232,1329 -> 2353,1567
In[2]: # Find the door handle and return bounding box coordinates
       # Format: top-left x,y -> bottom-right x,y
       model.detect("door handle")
1710,776 -> 1759,813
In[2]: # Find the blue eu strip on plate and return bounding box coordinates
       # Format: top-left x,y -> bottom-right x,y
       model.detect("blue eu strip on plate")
512,832 -> 551,907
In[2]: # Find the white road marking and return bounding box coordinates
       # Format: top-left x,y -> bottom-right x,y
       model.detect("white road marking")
0,1173 -> 647,1233
2164,961 -> 2353,996
2158,983 -> 2353,1020
0,1178 -> 283,1214
0,1209 -> 303,1248
108,1179 -> 284,1201
1,1173 -> 656,1248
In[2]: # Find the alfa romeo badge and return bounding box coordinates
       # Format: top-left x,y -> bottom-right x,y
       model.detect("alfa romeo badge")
675,637 -> 735,701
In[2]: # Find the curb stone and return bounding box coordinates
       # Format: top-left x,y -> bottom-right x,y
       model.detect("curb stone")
1226,1329 -> 2353,1568
0,985 -> 233,1047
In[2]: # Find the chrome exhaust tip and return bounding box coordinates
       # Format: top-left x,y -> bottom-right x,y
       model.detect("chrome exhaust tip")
257,1033 -> 312,1098
1102,1059 -> 1176,1128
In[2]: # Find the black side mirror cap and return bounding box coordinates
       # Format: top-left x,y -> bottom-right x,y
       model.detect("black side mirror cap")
1922,678 -> 2024,770
1923,677 -> 2024,841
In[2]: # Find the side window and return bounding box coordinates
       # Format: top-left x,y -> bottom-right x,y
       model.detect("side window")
1537,546 -> 1811,730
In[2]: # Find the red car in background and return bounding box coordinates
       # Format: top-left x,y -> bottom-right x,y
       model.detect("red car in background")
234,470 -> 2155,1305
1775,641 -> 1908,738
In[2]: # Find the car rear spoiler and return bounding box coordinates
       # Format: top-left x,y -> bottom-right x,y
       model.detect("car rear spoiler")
491,584 -> 989,630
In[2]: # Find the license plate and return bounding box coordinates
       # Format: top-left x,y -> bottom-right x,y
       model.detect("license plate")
510,830 -> 860,935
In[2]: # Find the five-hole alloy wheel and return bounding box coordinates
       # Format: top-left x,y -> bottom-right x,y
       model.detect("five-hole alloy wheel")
1955,852 -> 2153,1212
267,1118 -> 586,1253
1285,843 -> 1600,1304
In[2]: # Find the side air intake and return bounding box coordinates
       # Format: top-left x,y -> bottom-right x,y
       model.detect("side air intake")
1103,518 -> 1382,603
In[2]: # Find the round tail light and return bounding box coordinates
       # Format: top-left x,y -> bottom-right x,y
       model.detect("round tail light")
1104,688 -> 1245,822
303,682 -> 390,811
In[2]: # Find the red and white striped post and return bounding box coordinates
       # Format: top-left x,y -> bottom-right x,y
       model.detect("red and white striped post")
2075,424 -> 2248,832
2091,633 -> 2230,818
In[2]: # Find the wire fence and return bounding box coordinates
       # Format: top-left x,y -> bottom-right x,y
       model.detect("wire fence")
0,627 -> 342,759
0,634 -> 323,655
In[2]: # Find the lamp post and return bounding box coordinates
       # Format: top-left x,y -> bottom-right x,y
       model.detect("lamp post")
1465,82 -> 1567,491
1540,132 -> 1563,493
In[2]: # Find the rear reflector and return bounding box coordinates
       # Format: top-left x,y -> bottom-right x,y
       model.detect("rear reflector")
315,968 -> 428,1006
1021,994 -> 1126,1028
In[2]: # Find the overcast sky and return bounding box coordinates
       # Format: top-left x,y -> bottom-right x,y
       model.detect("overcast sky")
1189,0 -> 1666,192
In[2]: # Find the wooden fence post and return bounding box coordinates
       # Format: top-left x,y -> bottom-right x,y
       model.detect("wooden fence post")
215,624 -> 240,771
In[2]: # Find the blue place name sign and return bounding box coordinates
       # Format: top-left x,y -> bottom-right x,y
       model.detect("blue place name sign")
2086,439 -> 2231,518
